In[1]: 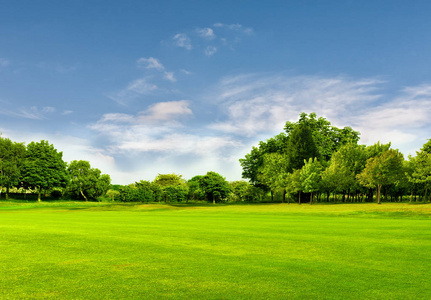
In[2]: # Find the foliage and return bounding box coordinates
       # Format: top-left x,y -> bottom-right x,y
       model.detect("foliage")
153,173 -> 188,202
198,171 -> 231,204
106,189 -> 121,201
286,123 -> 319,171
21,140 -> 69,201
68,160 -> 111,201
284,112 -> 360,161
229,180 -> 264,202
300,158 -> 323,203
357,149 -> 404,204
0,136 -> 26,199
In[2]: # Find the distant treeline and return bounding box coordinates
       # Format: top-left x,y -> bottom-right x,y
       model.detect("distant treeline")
1,112 -> 430,204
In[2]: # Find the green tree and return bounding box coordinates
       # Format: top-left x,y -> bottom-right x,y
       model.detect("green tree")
68,160 -> 111,201
300,158 -> 322,204
0,136 -> 26,199
153,173 -> 188,202
229,180 -> 264,202
421,139 -> 431,154
284,112 -> 360,162
286,123 -> 319,172
188,175 -> 205,201
239,133 -> 288,188
285,169 -> 303,204
22,140 -> 69,202
260,152 -> 289,202
356,149 -> 404,204
106,189 -> 120,201
409,151 -> 431,202
199,171 -> 231,204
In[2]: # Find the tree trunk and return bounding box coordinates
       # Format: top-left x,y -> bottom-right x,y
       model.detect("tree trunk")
298,191 -> 301,205
38,186 -> 42,202
5,186 -> 9,200
80,189 -> 88,202
377,185 -> 382,204
282,189 -> 286,203
212,194 -> 215,205
310,192 -> 313,205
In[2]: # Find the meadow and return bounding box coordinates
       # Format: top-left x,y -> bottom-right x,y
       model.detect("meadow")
1,201 -> 431,299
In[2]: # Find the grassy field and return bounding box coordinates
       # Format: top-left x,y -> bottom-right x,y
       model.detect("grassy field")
1,202 -> 431,299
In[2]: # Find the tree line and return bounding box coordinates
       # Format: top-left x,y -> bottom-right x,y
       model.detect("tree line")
239,112 -> 431,204
1,112 -> 430,204
0,139 -> 111,201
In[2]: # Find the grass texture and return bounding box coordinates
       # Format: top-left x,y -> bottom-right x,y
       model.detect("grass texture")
1,202 -> 431,299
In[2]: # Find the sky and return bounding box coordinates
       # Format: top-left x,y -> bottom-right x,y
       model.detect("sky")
1,0 -> 431,184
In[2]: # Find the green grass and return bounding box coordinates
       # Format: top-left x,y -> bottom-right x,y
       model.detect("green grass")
1,202 -> 431,299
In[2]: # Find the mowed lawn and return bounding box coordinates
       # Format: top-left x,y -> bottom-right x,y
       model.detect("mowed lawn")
1,202 -> 431,299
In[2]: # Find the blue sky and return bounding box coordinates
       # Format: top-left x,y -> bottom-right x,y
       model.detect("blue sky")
1,0 -> 431,184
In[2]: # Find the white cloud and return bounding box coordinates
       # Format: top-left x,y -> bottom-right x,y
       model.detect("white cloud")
108,77 -> 158,105
208,74 -> 382,137
164,71 -> 176,82
90,100 -> 240,159
207,73 -> 431,157
138,100 -> 193,123
173,33 -> 192,50
127,78 -> 158,94
180,69 -> 192,75
213,23 -> 253,35
137,57 -> 165,71
197,28 -> 215,40
0,105 -> 57,120
204,46 -> 217,57
136,57 -> 176,82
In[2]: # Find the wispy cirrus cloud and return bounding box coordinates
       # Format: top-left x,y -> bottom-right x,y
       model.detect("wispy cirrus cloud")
208,73 -> 383,137
213,23 -> 254,35
137,57 -> 176,82
206,72 -> 431,156
108,77 -> 158,105
0,104 -> 56,120
171,23 -> 253,57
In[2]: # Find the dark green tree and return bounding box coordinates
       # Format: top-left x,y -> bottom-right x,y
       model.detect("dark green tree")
22,140 -> 69,202
284,112 -> 360,162
286,123 -> 319,171
199,171 -> 231,204
0,136 -> 26,199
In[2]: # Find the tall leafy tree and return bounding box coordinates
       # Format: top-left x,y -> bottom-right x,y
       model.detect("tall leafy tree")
300,158 -> 322,204
239,133 -> 288,188
286,123 -> 319,171
68,160 -> 111,201
409,151 -> 431,202
356,149 -> 404,204
22,140 -> 69,202
199,171 -> 231,204
284,112 -> 360,162
260,152 -> 289,202
0,136 -> 26,199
